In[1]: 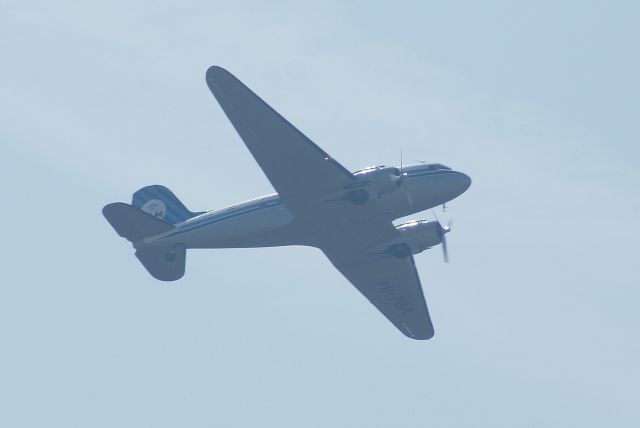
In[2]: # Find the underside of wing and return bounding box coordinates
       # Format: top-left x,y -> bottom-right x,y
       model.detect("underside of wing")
325,250 -> 434,340
206,66 -> 355,208
320,223 -> 435,340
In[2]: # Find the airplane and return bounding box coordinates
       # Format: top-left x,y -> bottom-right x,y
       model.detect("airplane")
103,66 -> 471,340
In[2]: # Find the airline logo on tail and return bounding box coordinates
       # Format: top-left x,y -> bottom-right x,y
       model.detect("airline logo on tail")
141,199 -> 167,219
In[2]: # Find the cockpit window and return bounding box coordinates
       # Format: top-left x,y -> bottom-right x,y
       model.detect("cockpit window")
423,163 -> 451,172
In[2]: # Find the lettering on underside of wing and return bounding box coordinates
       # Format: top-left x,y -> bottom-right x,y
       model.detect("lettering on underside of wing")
374,281 -> 415,314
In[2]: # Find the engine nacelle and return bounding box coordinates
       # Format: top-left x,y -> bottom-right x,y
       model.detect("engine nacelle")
352,166 -> 403,199
388,220 -> 443,257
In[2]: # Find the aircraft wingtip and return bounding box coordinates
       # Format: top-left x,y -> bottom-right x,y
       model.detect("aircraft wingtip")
402,322 -> 435,340
206,65 -> 229,82
413,330 -> 435,340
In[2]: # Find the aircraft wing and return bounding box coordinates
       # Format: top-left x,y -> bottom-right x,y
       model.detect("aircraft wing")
320,223 -> 435,340
206,66 -> 434,339
206,66 -> 355,208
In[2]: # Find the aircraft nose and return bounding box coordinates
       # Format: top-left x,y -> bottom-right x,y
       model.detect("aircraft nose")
448,171 -> 471,198
458,172 -> 472,192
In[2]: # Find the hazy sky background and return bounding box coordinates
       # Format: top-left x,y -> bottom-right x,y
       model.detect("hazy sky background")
2,1 -> 639,427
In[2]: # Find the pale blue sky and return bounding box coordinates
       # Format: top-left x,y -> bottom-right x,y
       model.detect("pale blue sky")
2,1 -> 639,427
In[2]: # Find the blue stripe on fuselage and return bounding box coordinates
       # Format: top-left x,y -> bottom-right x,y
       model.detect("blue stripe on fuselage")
159,198 -> 283,240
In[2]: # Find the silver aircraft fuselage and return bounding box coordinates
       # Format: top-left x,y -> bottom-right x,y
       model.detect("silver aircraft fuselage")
143,164 -> 470,251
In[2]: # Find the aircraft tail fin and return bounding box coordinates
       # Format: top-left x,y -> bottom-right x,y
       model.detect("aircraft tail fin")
132,185 -> 203,225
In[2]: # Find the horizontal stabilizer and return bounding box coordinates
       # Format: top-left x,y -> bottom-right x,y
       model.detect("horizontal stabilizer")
136,244 -> 186,281
103,202 -> 174,242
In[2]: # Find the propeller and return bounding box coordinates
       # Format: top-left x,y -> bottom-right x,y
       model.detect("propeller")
432,210 -> 452,263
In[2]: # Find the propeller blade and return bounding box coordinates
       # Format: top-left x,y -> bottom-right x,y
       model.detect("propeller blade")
442,235 -> 449,263
432,209 -> 451,263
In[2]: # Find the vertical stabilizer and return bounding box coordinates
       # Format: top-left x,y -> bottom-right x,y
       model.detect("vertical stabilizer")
132,185 -> 203,224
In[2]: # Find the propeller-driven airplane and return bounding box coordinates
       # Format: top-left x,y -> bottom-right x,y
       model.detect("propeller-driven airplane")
103,66 -> 471,340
